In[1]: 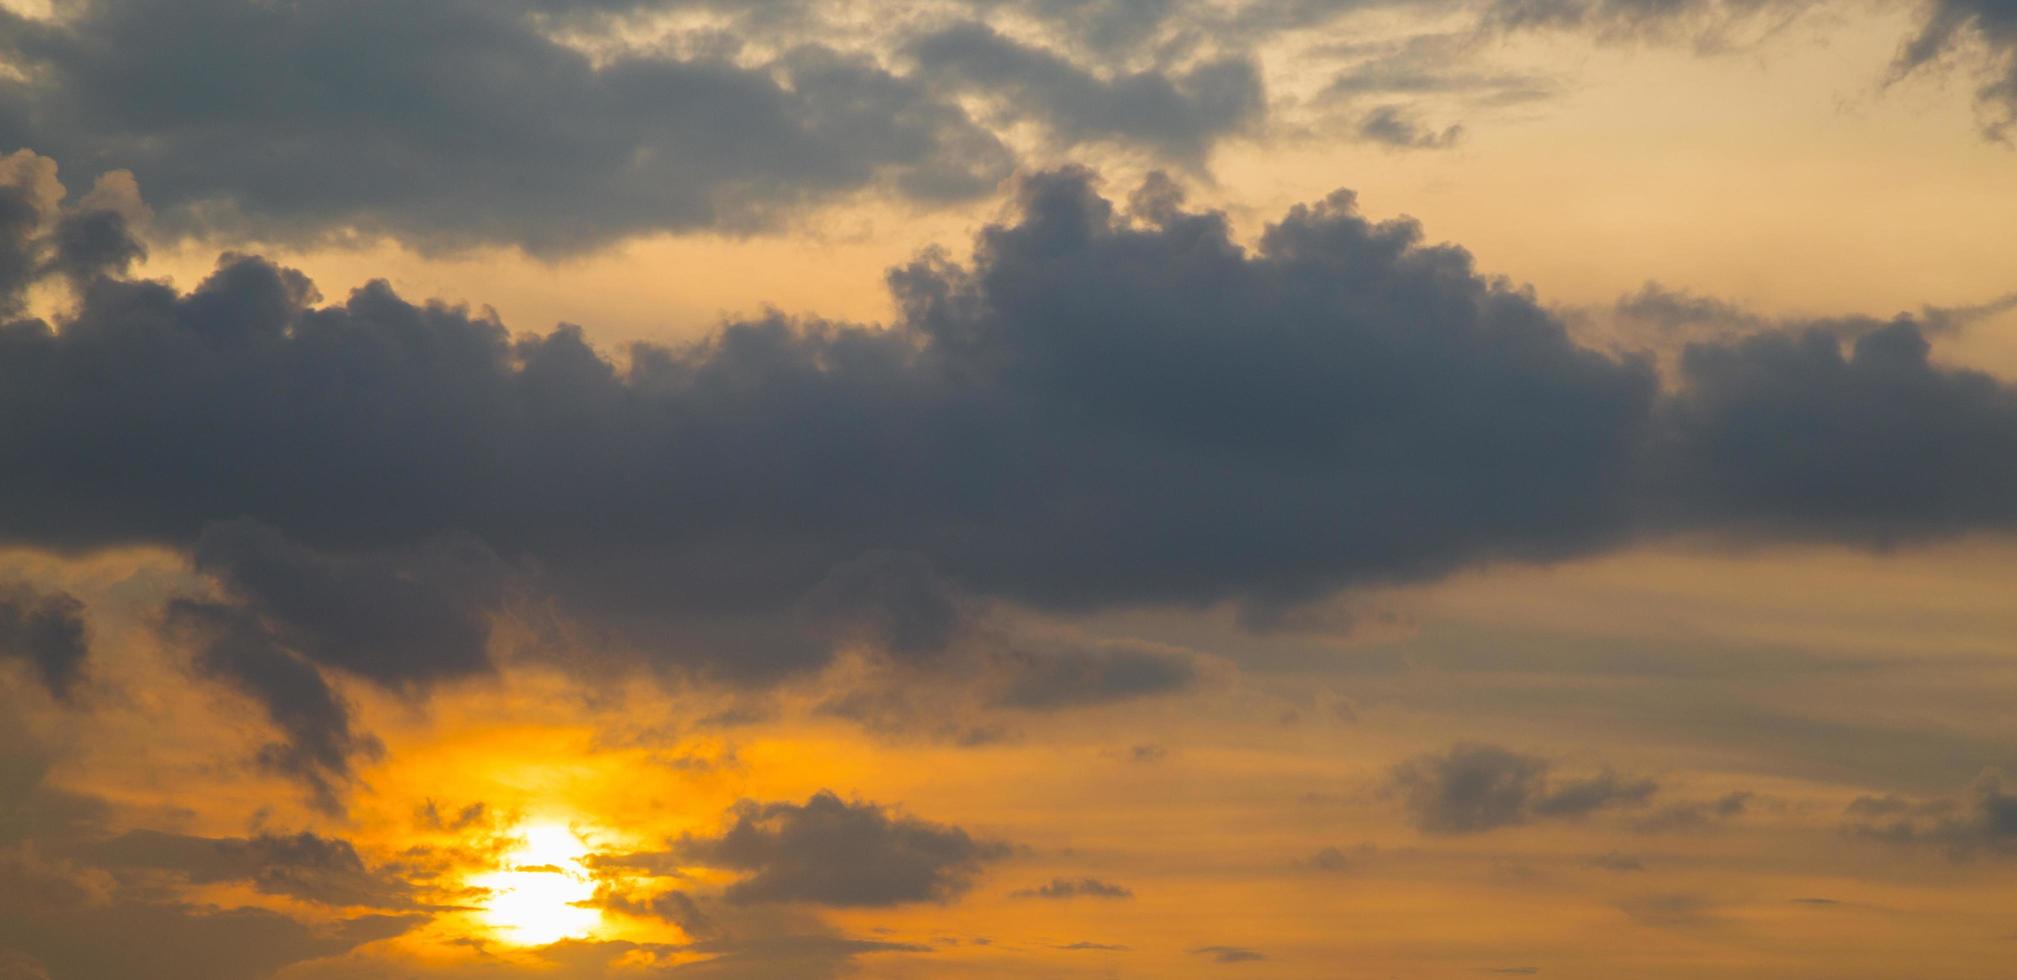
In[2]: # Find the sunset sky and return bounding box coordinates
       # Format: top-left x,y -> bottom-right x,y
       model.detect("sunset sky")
2,1 -> 2017,978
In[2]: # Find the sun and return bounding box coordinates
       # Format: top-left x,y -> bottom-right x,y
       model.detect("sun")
470,822 -> 604,946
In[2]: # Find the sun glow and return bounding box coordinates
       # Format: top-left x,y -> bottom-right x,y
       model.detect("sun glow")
470,822 -> 604,946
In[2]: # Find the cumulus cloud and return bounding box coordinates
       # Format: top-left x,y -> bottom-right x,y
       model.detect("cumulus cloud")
2,155 -> 2015,714
678,791 -> 1010,906
1388,743 -> 1657,834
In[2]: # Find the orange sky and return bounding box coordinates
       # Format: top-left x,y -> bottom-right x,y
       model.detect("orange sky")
3,1 -> 2017,977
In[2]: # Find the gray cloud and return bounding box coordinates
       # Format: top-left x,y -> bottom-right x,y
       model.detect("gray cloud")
0,582 -> 88,701
161,599 -> 381,813
1630,790 -> 1754,832
1356,105 -> 1464,148
1844,770 -> 2017,859
1010,876 -> 1134,898
1655,319 -> 2017,543
0,157 -> 2014,712
678,791 -> 1010,906
71,828 -> 417,909
1192,944 -> 1267,962
1890,0 -> 2017,139
0,0 -> 1014,254
1389,743 -> 1658,834
0,160 -> 1658,674
0,842 -> 418,980
192,518 -> 503,689
907,22 -> 1265,162
989,639 -> 1200,709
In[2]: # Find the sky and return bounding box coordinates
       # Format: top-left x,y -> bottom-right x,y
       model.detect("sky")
1,1 -> 2016,977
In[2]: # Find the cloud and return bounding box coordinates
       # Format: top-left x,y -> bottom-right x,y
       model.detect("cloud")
1305,843 -> 1376,872
0,843 -> 418,980
988,638 -> 1200,709
1010,876 -> 1133,899
0,0 -> 1014,254
4,156 -> 2017,702
161,599 -> 382,813
1192,944 -> 1267,962
1630,790 -> 1754,832
1587,851 -> 1646,871
1654,319 -> 2017,543
1843,770 -> 2017,859
1480,0 -> 1814,46
907,22 -> 1265,162
678,791 -> 1011,906
596,884 -> 716,938
70,828 -> 417,908
1388,743 -> 1658,834
1356,105 -> 1464,149
1889,0 -> 2017,139
191,518 -> 503,688
0,582 -> 88,701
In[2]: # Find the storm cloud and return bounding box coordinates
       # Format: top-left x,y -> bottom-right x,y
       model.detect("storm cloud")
0,158 -> 2012,695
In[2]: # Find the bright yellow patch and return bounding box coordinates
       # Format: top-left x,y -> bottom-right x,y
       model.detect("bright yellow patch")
470,822 -> 603,946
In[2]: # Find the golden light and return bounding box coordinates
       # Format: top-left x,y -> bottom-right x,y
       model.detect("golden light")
470,822 -> 604,946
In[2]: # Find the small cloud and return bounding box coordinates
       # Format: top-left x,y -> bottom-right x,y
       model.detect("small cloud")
1586,851 -> 1645,872
1193,945 -> 1266,963
1011,877 -> 1134,899
1305,844 -> 1376,873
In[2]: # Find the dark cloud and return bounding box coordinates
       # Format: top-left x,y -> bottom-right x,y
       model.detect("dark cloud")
989,639 -> 1200,709
161,599 -> 382,813
1389,743 -> 1658,834
0,845 -> 417,980
1010,876 -> 1134,898
597,884 -> 717,938
1843,771 -> 2017,859
907,23 -> 1265,161
678,791 -> 1010,906
192,518 -> 502,688
2,158 -> 2015,699
0,161 -> 1659,677
71,828 -> 417,908
1655,320 -> 2017,543
1193,944 -> 1267,962
0,582 -> 88,701
798,550 -> 967,661
0,0 -> 1013,254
